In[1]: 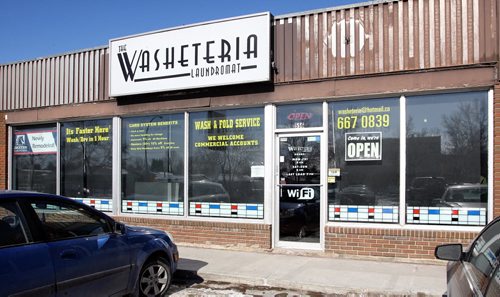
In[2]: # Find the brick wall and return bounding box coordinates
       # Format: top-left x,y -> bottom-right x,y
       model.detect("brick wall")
114,215 -> 480,261
325,226 -> 478,260
114,216 -> 272,250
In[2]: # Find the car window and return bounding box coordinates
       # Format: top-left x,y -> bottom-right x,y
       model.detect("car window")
467,219 -> 500,293
30,201 -> 111,241
0,202 -> 28,248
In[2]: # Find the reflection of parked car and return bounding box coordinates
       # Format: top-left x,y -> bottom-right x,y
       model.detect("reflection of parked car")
433,184 -> 487,208
189,180 -> 230,203
407,177 -> 447,206
0,191 -> 178,297
435,216 -> 500,297
280,186 -> 320,239
338,184 -> 376,205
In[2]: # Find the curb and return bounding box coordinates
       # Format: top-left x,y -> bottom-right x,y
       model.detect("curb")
174,269 -> 443,297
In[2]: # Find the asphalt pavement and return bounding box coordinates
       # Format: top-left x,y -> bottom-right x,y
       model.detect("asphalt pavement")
176,245 -> 447,296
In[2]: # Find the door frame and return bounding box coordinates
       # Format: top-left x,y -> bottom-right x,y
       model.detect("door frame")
273,132 -> 327,251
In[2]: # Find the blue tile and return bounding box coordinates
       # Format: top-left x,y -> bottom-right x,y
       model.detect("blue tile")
101,200 -> 109,205
382,208 -> 393,214
347,208 -> 358,213
169,203 -> 180,208
138,202 -> 148,207
467,210 -> 481,216
209,204 -> 221,209
428,209 -> 440,215
246,205 -> 258,211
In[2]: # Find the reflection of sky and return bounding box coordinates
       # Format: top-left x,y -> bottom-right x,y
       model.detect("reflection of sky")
406,91 -> 487,150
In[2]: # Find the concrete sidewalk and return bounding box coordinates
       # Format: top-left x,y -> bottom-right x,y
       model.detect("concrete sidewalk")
176,246 -> 447,296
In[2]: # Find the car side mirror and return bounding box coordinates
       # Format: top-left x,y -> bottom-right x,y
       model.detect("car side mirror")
114,222 -> 126,235
435,244 -> 463,261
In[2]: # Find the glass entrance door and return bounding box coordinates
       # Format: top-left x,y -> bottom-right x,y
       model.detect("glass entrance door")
277,135 -> 321,244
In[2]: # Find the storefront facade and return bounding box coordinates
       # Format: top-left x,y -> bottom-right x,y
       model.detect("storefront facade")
1,0 -> 499,260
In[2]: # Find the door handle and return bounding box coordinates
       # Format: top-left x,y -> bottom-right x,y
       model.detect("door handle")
60,249 -> 78,259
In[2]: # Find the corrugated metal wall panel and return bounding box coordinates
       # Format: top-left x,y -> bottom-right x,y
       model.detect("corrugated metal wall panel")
273,0 -> 497,83
0,0 -> 497,111
0,47 -> 110,111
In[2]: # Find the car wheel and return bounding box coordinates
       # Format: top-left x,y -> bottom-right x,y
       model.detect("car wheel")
138,257 -> 172,297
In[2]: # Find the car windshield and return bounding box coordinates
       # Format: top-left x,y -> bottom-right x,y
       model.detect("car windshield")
192,183 -> 226,196
444,187 -> 487,203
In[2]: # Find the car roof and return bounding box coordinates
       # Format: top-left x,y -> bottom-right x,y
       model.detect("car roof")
0,191 -> 87,206
446,184 -> 487,189
0,190 -> 62,197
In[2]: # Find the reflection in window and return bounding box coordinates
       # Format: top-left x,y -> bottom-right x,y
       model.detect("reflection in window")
60,119 -> 113,212
12,126 -> 57,194
467,220 -> 500,294
189,108 -> 264,219
0,203 -> 28,247
276,103 -> 323,129
328,98 -> 400,223
406,92 -> 488,226
121,114 -> 184,215
31,202 -> 110,240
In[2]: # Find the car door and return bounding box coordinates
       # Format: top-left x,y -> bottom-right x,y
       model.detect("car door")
447,219 -> 500,297
485,264 -> 500,297
27,198 -> 131,297
0,201 -> 55,297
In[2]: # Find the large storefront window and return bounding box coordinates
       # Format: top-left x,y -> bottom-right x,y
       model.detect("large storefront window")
60,119 -> 113,211
12,125 -> 57,193
406,91 -> 488,226
328,99 -> 400,223
189,108 -> 264,219
121,114 -> 184,215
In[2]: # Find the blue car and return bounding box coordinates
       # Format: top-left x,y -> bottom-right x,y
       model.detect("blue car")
0,191 -> 178,297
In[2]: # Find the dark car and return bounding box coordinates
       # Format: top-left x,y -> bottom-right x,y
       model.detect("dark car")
0,191 -> 178,297
337,184 -> 376,205
189,180 -> 230,203
407,176 -> 447,206
434,216 -> 500,297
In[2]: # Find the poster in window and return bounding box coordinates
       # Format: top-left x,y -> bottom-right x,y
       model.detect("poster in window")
13,129 -> 57,155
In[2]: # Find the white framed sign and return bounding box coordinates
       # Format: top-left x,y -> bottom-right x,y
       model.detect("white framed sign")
14,129 -> 57,155
345,132 -> 382,161
109,12 -> 271,97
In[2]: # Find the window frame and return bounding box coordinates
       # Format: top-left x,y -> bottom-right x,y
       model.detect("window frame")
59,118 -> 114,212
187,106 -> 266,219
324,89 -> 493,230
120,113 -> 186,216
6,89 -> 494,230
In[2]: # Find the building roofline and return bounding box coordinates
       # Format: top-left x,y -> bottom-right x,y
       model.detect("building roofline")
1,0 -> 396,67
0,45 -> 108,67
274,0 -> 395,19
